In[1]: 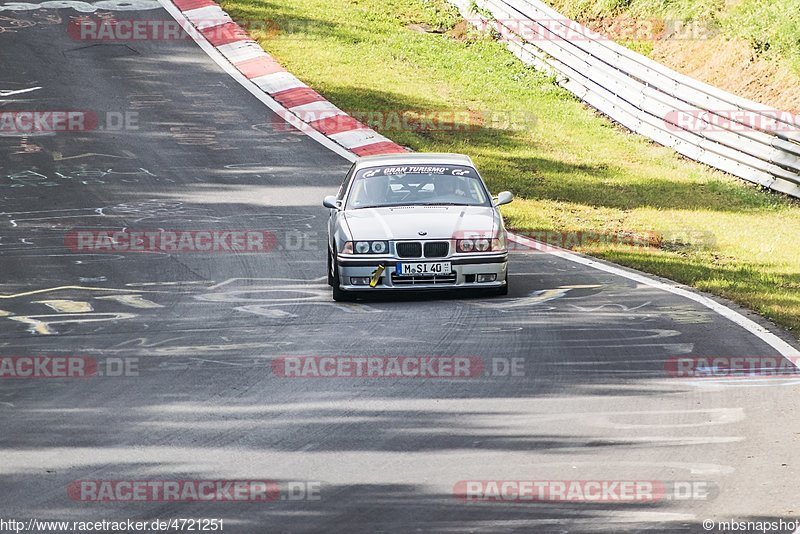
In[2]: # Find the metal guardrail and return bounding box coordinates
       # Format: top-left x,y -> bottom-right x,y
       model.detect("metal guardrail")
450,0 -> 800,198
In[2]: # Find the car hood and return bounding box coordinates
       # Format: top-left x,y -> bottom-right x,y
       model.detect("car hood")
342,205 -> 499,240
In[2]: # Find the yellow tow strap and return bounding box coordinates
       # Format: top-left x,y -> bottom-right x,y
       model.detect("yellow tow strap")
369,265 -> 385,287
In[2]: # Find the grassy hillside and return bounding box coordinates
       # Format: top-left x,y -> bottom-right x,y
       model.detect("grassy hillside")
546,0 -> 800,75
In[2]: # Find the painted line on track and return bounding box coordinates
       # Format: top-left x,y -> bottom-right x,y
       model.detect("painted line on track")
158,0 -> 800,359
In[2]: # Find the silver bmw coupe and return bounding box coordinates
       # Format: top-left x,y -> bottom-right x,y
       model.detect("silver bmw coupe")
324,153 -> 513,301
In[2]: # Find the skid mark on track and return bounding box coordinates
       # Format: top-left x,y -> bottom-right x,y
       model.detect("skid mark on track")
126,281 -> 210,287
33,299 -> 93,313
79,276 -> 107,282
0,285 -> 176,335
668,376 -> 800,389
198,287 -> 328,303
0,285 -> 161,299
52,150 -> 135,161
471,285 -> 602,310
120,341 -> 292,356
0,86 -> 41,97
587,408 -> 744,429
0,278 -> 349,336
8,312 -> 137,335
234,305 -> 297,318
95,294 -> 163,308
0,168 -> 158,189
200,278 -> 383,315
532,461 -> 733,476
569,302 -> 651,313
207,277 -> 327,290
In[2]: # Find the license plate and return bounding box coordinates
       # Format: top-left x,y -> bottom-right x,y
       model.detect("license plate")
396,262 -> 452,275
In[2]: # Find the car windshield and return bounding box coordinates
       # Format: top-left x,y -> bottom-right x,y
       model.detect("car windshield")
346,164 -> 491,209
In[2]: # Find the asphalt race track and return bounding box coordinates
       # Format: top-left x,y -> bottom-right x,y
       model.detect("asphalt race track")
1,3 -> 800,532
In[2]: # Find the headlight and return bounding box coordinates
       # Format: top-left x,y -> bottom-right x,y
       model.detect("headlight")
457,237 -> 499,253
457,239 -> 475,252
347,240 -> 390,254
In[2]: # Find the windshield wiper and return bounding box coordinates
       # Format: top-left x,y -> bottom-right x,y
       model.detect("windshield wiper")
350,202 -> 473,209
350,203 -> 413,209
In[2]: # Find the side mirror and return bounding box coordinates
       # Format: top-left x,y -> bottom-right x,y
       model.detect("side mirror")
494,191 -> 513,207
323,195 -> 340,209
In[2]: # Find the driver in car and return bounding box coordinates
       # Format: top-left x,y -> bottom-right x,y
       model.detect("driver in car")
356,174 -> 391,207
434,176 -> 468,201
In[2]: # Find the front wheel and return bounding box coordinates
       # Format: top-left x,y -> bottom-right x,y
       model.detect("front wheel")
495,278 -> 509,296
327,247 -> 334,286
331,258 -> 352,302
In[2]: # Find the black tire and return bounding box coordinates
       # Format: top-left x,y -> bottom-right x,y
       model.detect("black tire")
496,278 -> 509,296
327,247 -> 334,286
331,259 -> 352,301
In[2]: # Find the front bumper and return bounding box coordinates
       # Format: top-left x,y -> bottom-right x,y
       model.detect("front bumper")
336,253 -> 508,291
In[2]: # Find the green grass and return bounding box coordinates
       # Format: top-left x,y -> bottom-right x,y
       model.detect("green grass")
722,0 -> 800,74
544,0 -> 800,74
220,0 -> 800,336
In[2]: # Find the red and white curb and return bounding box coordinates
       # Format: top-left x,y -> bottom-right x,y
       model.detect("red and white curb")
162,0 -> 407,160
157,0 -> 800,360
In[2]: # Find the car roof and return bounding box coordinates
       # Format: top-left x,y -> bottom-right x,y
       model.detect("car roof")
353,152 -> 474,170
